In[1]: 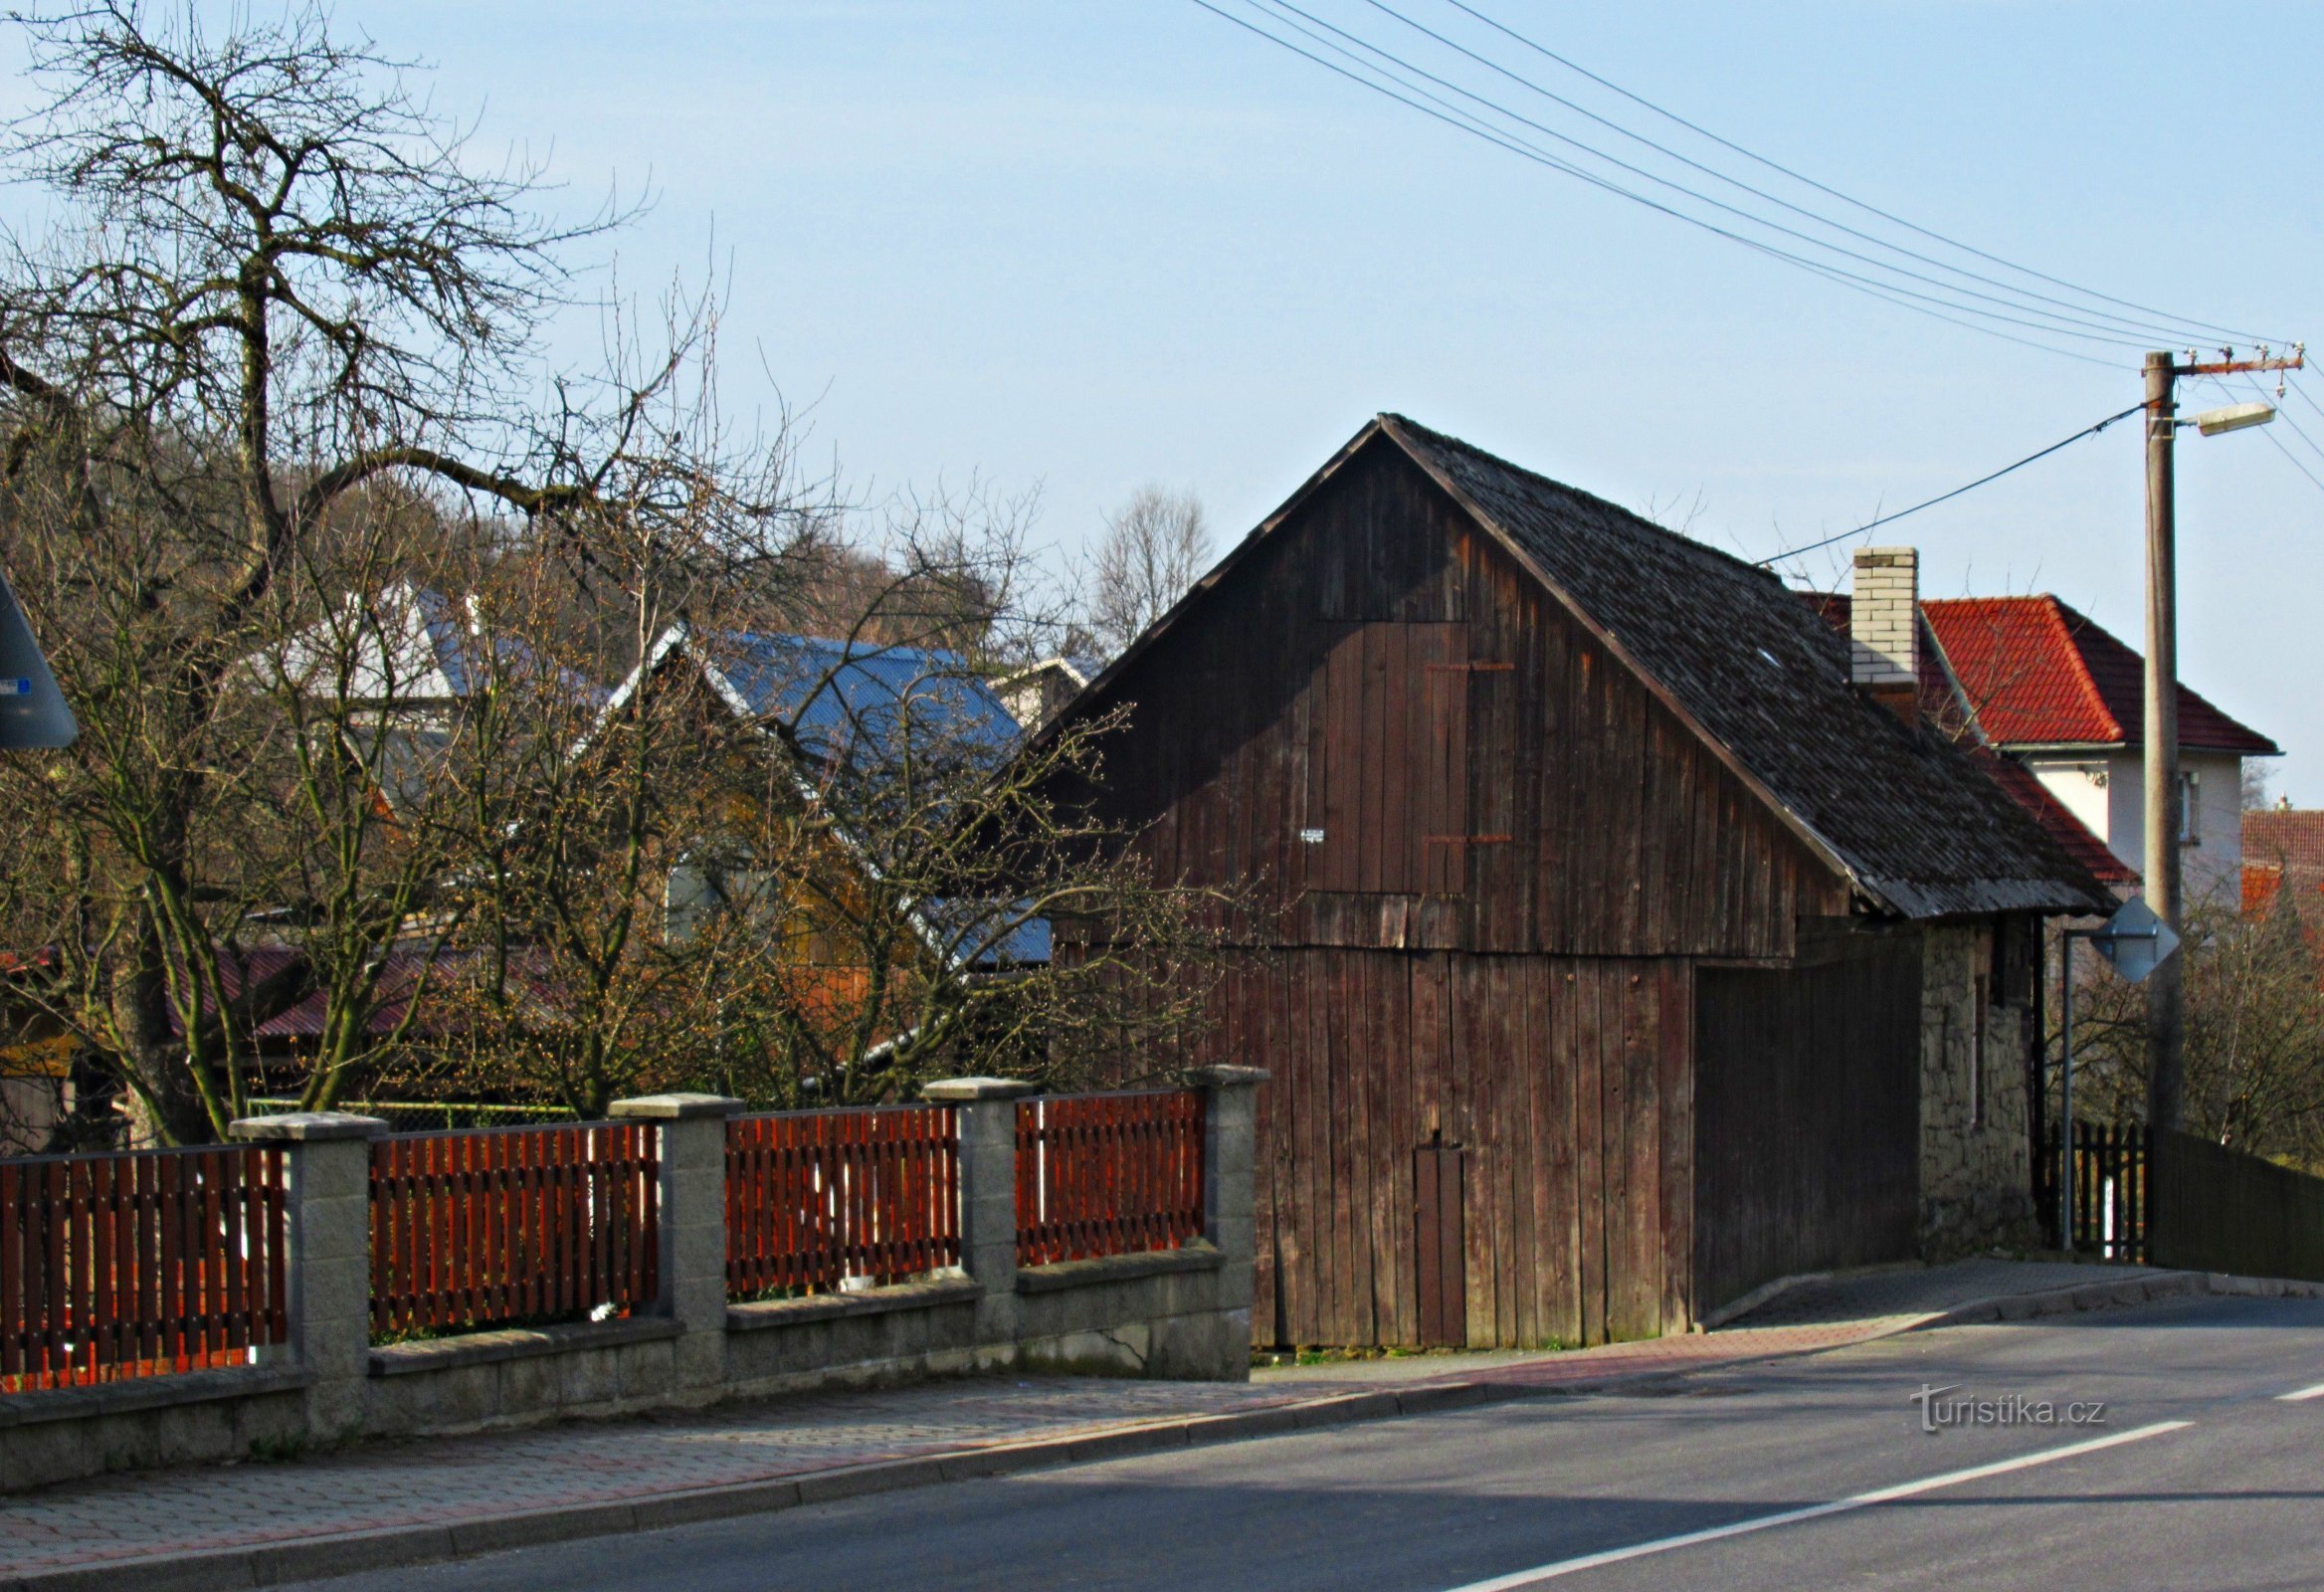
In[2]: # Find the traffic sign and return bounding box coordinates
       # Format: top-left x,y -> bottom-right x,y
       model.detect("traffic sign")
0,569 -> 74,749
2093,896 -> 2179,984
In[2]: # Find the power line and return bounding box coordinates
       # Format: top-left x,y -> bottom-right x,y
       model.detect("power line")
2285,369 -> 2324,427
1752,402 -> 2148,568
1436,0 -> 2299,350
1195,0 -> 2121,366
2237,373 -> 2324,474
2222,375 -> 2324,498
1250,0 -> 2156,349
1352,0 -> 2223,350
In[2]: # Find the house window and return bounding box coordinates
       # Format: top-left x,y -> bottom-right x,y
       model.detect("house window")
1970,973 -> 1989,1129
2179,769 -> 2201,845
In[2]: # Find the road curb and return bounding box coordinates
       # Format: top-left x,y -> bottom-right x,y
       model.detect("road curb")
1906,1268 -> 2324,1334
10,1267 -> 2321,1592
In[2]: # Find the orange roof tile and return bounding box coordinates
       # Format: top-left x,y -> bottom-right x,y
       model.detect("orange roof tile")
1923,595 -> 2277,755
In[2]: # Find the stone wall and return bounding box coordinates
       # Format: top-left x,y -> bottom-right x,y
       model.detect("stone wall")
0,1070 -> 1263,1493
1919,922 -> 2041,1256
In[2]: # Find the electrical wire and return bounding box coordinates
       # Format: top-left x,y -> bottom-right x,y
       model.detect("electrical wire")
1353,0 -> 2219,349
2221,375 -> 2324,498
2284,369 -> 2324,428
1751,402 -> 2148,567
1198,0 -> 2302,361
2237,374 -> 2324,474
1436,0 -> 2300,349
1193,0 -> 2121,367
1256,0 -> 2159,348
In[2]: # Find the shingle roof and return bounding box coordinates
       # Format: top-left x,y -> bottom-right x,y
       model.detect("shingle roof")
1972,751 -> 2138,888
1377,416 -> 2110,919
1804,593 -> 2132,888
1922,595 -> 2277,755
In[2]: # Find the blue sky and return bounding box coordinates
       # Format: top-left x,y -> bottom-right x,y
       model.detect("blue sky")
17,3 -> 2324,792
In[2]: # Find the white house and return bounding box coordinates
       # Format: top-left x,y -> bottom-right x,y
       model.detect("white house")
1920,594 -> 2278,906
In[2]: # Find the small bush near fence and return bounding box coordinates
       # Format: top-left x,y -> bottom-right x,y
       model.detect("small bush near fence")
1017,1090 -> 1205,1267
369,1122 -> 658,1341
1,1144 -> 288,1392
725,1105 -> 960,1300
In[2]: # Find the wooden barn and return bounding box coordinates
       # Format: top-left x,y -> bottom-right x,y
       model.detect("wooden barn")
1038,415 -> 2108,1350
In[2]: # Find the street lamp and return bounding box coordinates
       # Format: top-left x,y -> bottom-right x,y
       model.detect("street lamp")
2190,400 -> 2275,438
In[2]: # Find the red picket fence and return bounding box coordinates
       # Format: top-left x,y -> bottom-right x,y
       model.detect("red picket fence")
725,1105 -> 959,1298
1,1143 -> 288,1393
1017,1091 -> 1206,1267
369,1122 -> 658,1339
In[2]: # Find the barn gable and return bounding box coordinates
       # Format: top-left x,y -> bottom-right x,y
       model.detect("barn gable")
1040,416 -> 2095,1349
1064,416 -> 2106,927
1057,432 -> 1847,961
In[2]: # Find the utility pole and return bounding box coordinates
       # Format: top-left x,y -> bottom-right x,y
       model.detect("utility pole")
2142,351 -> 2183,1135
2139,345 -> 2301,1134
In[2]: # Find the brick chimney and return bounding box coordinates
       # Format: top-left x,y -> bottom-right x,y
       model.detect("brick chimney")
1849,546 -> 1918,722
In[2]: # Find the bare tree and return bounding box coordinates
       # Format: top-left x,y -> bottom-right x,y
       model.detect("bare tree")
0,4 -> 1229,1141
2242,759 -> 2277,812
1085,486 -> 1212,659
2054,898 -> 2324,1171
0,2 -> 627,1141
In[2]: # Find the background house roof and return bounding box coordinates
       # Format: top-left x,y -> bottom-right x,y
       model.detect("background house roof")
2244,808 -> 2324,873
2243,808 -> 2324,921
709,633 -> 1025,765
1805,592 -> 2131,887
1377,415 -> 2110,919
1922,595 -> 2279,755
594,629 -> 1049,970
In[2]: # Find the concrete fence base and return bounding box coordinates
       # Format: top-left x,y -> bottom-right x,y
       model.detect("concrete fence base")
0,1070 -> 1265,1494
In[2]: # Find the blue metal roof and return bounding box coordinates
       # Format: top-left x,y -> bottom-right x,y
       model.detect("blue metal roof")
919,898 -> 1053,970
706,634 -> 1048,967
713,634 -> 1025,767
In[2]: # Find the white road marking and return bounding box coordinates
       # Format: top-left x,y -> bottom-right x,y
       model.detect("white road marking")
1440,1420 -> 2195,1591
2277,1381 -> 2324,1402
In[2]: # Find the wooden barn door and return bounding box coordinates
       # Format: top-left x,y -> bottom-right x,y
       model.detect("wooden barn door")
1413,1141 -> 1467,1346
1306,622 -> 1470,896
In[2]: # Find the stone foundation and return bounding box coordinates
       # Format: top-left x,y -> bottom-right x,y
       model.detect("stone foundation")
1919,923 -> 2041,1256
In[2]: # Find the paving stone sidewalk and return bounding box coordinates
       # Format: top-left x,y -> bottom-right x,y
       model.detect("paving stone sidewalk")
0,1258 -> 2173,1587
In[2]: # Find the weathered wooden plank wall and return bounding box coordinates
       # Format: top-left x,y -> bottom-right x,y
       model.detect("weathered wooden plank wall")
1185,948 -> 1689,1349
1691,936 -> 1923,1315
1060,442 -> 1848,963
1048,438 -> 1871,1349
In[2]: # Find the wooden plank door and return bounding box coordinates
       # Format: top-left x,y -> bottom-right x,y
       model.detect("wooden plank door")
1414,1143 -> 1467,1347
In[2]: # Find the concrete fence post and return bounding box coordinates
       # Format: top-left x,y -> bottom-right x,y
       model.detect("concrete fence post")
922,1077 -> 1035,1340
609,1094 -> 744,1390
1185,1067 -> 1269,1324
228,1111 -> 389,1439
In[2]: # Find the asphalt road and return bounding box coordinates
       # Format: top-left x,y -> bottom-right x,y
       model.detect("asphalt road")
290,1293 -> 2324,1592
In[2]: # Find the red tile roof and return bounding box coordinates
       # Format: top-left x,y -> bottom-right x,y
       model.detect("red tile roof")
1923,595 -> 2277,755
1972,750 -> 2138,888
2244,809 -> 2324,926
1804,592 -> 2129,882
2244,809 -> 2324,873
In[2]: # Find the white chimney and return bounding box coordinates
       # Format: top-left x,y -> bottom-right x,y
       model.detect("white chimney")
1850,546 -> 1918,721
